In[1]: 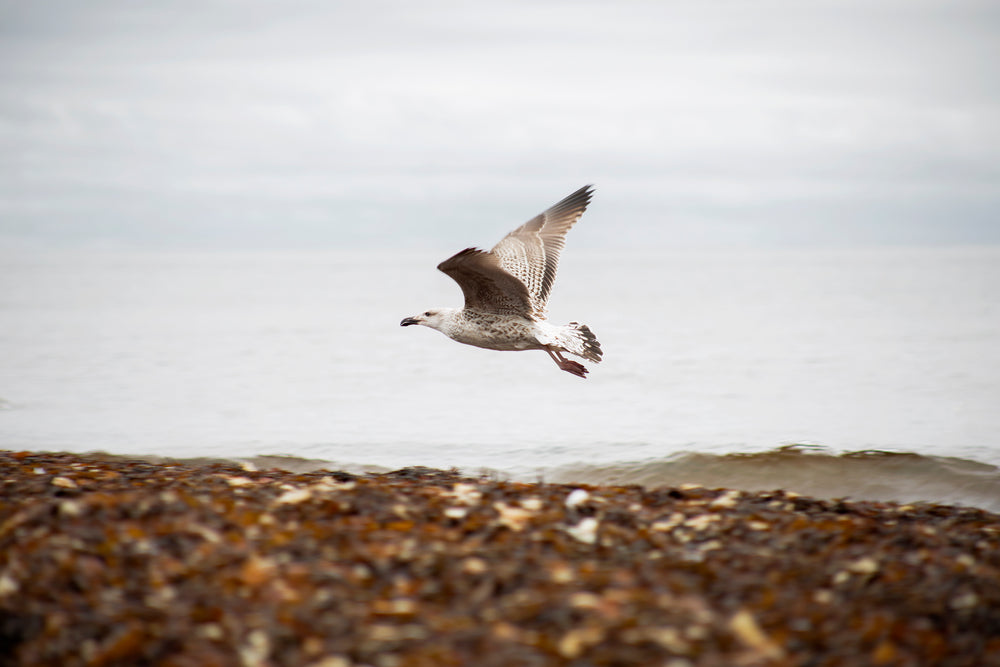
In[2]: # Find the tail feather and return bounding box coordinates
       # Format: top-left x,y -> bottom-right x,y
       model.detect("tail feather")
562,322 -> 603,364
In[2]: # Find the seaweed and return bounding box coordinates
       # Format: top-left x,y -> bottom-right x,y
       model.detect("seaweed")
1,451 -> 998,666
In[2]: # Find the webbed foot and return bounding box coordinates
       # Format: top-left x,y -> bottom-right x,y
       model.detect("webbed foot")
546,349 -> 589,378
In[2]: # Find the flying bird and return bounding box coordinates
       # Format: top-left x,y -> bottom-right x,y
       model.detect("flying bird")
401,185 -> 603,378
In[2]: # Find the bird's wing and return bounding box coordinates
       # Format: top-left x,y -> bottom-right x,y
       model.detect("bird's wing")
437,247 -> 534,317
489,185 -> 593,317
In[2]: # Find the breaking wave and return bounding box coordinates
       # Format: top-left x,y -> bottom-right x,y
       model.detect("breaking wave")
86,445 -> 1000,514
544,445 -> 1000,513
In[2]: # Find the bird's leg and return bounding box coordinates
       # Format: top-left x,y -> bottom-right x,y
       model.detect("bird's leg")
546,349 -> 588,378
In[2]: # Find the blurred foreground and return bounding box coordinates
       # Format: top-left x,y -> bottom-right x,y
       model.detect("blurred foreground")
1,451 -> 998,666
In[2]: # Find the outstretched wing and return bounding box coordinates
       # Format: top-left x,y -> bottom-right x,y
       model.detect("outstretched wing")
436,185 -> 594,318
489,185 -> 593,317
437,248 -> 534,317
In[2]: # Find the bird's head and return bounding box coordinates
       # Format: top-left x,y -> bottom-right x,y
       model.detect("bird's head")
400,309 -> 451,332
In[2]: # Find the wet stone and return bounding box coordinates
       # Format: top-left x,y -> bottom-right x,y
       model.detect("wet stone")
1,450 -> 999,666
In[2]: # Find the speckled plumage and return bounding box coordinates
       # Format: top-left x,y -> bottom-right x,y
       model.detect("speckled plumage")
401,185 -> 603,378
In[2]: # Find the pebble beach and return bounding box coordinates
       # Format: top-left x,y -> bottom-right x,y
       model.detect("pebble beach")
2,450 -> 998,667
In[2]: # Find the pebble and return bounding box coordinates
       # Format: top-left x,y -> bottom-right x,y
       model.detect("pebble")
565,517 -> 599,544
565,488 -> 591,508
275,487 -> 312,505
493,502 -> 533,532
729,609 -> 785,660
846,556 -> 880,574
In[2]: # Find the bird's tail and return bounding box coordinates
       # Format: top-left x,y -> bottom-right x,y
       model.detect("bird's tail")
560,322 -> 603,363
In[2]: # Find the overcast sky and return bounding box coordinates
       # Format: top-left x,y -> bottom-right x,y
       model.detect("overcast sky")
1,0 -> 998,250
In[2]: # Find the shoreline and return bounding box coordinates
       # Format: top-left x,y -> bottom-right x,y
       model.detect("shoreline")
11,444 -> 1000,513
2,450 -> 998,666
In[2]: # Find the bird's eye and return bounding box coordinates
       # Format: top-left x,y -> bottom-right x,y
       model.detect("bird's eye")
424,311 -> 432,317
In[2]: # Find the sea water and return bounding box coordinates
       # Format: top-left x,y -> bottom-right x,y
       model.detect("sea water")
2,246 -> 999,509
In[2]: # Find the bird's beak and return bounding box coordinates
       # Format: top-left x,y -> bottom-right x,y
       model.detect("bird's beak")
400,316 -> 420,327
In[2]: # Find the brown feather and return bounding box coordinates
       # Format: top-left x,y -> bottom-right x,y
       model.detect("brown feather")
437,185 -> 594,318
436,248 -> 534,316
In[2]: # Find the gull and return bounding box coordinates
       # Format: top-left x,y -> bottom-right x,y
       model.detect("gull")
401,185 -> 602,378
